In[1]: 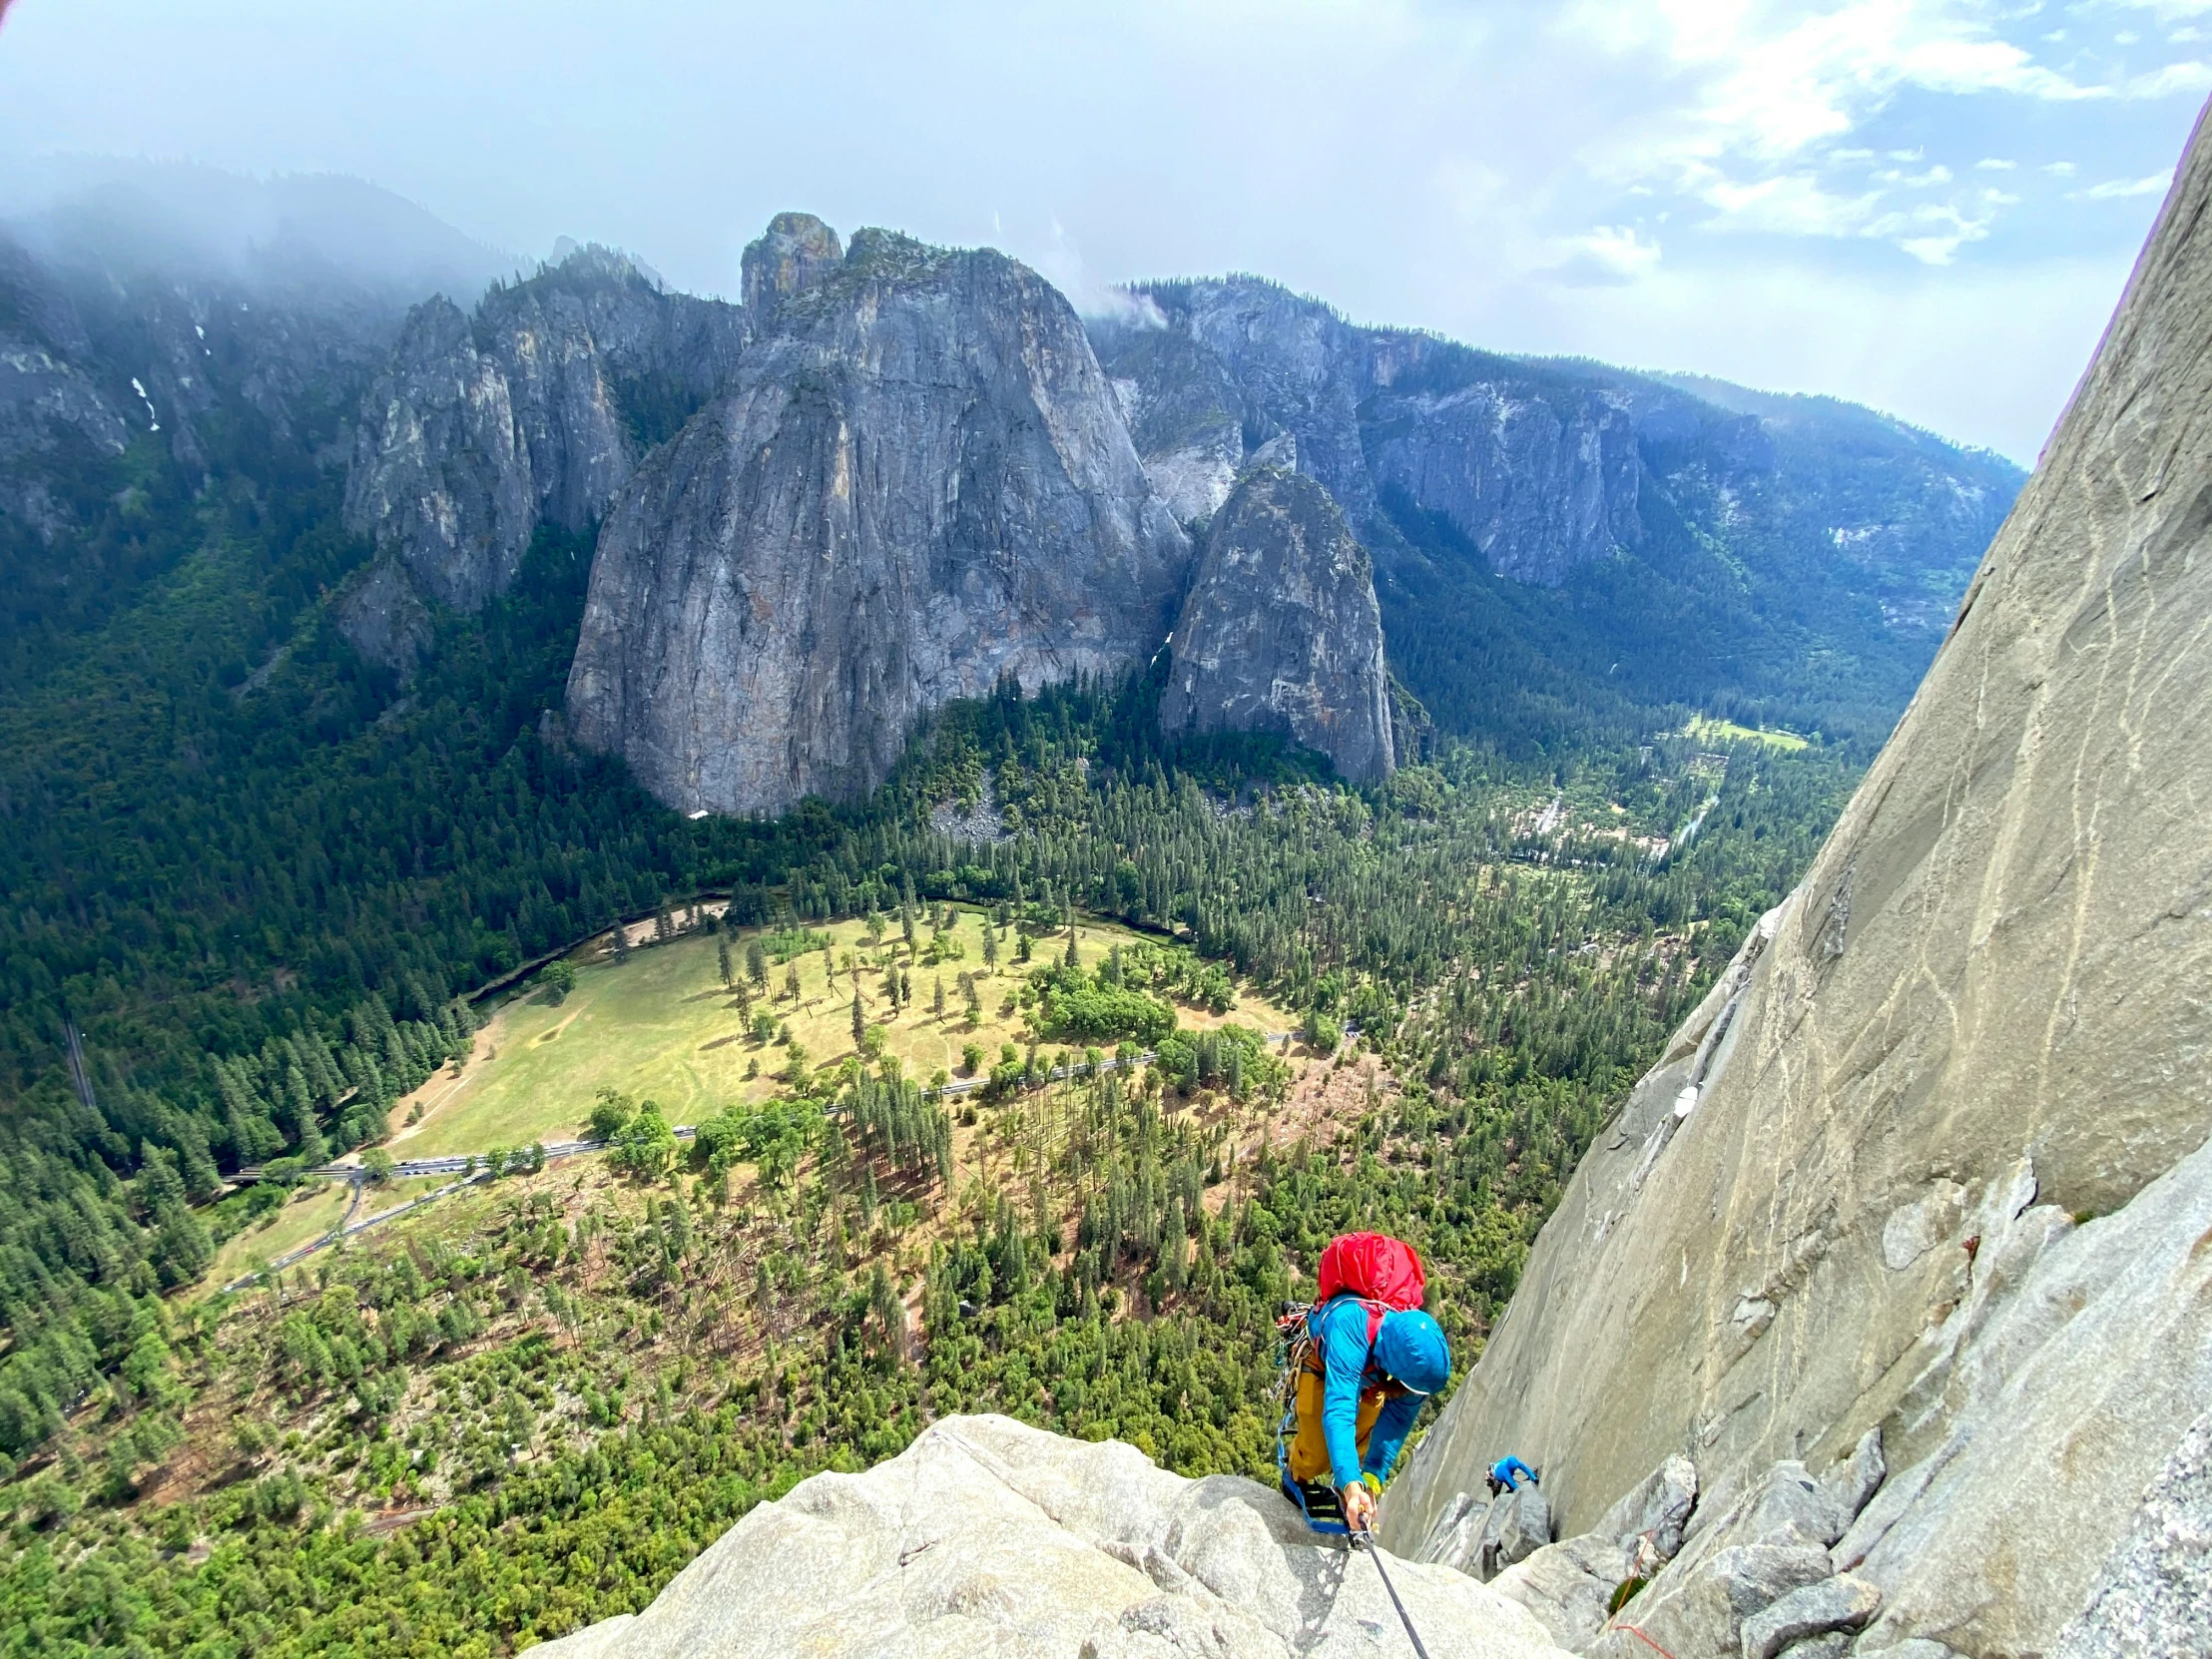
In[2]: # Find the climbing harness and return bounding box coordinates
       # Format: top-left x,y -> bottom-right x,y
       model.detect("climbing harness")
1350,1529 -> 1433,1659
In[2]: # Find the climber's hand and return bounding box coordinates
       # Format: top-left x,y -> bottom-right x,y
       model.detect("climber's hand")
1341,1480 -> 1378,1536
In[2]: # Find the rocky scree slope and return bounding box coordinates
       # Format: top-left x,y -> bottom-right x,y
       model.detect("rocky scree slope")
1160,463 -> 1394,784
532,1413 -> 1576,1659
563,227 -> 1193,817
1381,101 -> 2212,1659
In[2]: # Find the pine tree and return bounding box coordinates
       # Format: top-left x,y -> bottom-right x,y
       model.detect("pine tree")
932,976 -> 946,1019
747,940 -> 768,988
784,963 -> 802,1002
717,937 -> 734,988
851,993 -> 865,1051
983,926 -> 999,970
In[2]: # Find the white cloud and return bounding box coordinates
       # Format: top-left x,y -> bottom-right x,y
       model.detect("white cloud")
1974,157 -> 2018,169
1561,1 -> 2208,259
2072,170 -> 2177,196
1552,224 -> 1665,283
0,0 -> 2194,466
2123,58 -> 2212,93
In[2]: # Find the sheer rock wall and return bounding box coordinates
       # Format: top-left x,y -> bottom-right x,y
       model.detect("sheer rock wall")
564,230 -> 1190,816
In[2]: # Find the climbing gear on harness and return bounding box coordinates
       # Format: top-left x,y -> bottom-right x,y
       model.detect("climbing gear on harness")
1274,1302 -> 1349,1532
1351,1528 -> 1433,1659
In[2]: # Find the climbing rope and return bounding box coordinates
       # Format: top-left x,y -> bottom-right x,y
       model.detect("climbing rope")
1351,1532 -> 1433,1659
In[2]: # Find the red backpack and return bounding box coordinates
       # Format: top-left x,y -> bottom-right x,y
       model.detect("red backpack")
1314,1232 -> 1426,1346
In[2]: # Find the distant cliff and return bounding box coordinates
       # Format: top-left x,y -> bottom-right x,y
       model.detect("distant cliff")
339,246 -> 745,661
1161,464 -> 1394,783
563,224 -> 1190,817
1092,279 -> 2026,746
1384,104 -> 2212,1659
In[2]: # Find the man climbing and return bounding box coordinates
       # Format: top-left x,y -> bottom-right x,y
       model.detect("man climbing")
1280,1232 -> 1452,1535
1486,1454 -> 1538,1499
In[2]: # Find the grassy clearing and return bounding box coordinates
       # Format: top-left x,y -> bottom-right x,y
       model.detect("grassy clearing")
202,1181 -> 349,1291
1682,714 -> 1812,753
389,909 -> 1294,1158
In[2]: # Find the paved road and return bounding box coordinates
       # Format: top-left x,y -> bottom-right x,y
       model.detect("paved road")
220,1031 -> 1303,1289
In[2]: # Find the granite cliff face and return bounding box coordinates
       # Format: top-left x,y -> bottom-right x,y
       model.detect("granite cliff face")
1160,465 -> 1394,783
532,1413 -> 1573,1659
564,226 -> 1190,816
340,247 -> 745,654
1383,103 -> 2212,1659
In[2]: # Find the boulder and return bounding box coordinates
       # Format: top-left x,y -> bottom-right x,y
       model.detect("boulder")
1491,1484 -> 1554,1574
1739,1575 -> 1882,1659
1595,1454 -> 1700,1560
527,1415 -> 1574,1659
1489,1533 -> 1635,1650
1586,1543 -> 1835,1659
1816,1430 -> 1884,1528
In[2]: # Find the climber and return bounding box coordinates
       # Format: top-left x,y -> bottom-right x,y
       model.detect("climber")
1278,1232 -> 1453,1536
1485,1454 -> 1538,1498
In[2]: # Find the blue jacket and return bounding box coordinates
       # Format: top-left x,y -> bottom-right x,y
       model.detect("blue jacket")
1491,1455 -> 1536,1490
1312,1297 -> 1424,1492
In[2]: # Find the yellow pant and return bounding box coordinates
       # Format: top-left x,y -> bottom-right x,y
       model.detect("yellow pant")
1286,1362 -> 1389,1485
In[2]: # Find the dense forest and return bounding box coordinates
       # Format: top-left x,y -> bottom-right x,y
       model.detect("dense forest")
0,712 -> 1846,1655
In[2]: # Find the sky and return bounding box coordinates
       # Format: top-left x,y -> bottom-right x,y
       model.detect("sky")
2,1 -> 2207,464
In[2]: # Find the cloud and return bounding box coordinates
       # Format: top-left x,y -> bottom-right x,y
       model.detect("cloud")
1551,224 -> 1664,284
1561,1 -> 2209,259
2072,170 -> 2177,197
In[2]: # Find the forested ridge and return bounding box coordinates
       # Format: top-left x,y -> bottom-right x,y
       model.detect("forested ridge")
0,262 -> 1886,1657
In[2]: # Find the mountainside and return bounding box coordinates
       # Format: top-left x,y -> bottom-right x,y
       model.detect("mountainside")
564,222 -> 1190,816
341,246 -> 747,655
1159,463 -> 1394,784
1091,283 -> 2025,748
0,163 -> 2075,1659
0,215 -> 403,683
1382,105 -> 2212,1659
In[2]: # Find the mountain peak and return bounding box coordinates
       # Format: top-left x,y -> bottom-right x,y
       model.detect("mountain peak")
741,212 -> 843,317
